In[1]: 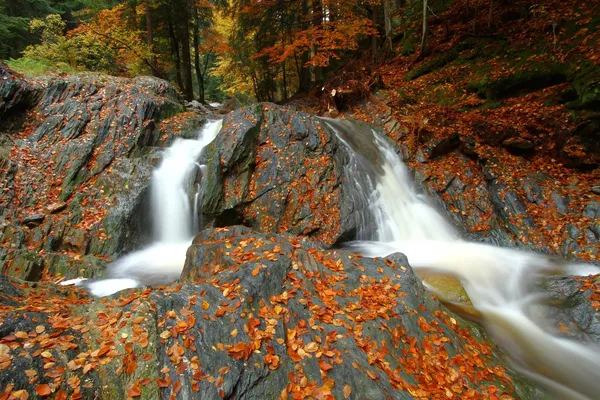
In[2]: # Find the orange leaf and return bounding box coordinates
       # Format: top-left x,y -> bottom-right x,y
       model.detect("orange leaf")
127,383 -> 142,397
343,384 -> 352,398
318,359 -> 333,371
35,384 -> 52,397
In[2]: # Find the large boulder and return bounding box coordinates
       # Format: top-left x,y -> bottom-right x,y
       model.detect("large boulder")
0,227 -> 538,399
199,103 -> 369,246
0,71 -> 204,282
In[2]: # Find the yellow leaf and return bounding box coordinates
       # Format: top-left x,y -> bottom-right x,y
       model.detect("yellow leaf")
344,384 -> 352,398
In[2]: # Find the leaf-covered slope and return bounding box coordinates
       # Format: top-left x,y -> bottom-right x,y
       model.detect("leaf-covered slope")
0,226 -> 538,399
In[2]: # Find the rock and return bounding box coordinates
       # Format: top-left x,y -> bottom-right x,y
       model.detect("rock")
20,214 -> 45,228
0,67 -> 43,124
471,120 -> 515,146
199,103 -> 372,246
0,72 -> 191,282
459,135 -> 478,158
426,133 -> 461,159
502,136 -> 535,154
561,115 -> 600,169
593,186 -> 600,195
0,227 -> 539,399
185,100 -> 213,115
3,250 -> 44,281
46,201 -> 67,214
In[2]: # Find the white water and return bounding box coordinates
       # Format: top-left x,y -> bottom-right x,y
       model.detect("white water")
335,123 -> 600,399
63,120 -> 223,297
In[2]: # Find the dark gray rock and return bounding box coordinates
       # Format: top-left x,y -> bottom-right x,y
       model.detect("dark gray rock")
20,214 -> 45,228
199,104 -> 374,246
0,67 -> 43,125
0,227 -> 539,399
426,133 -> 461,159
0,72 -> 197,282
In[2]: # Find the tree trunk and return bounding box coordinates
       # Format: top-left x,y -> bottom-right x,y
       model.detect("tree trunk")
313,0 -> 324,86
179,15 -> 194,101
168,16 -> 184,93
420,0 -> 429,54
193,7 -> 204,103
488,0 -> 493,29
383,0 -> 393,53
298,0 -> 311,92
371,6 -> 379,63
282,61 -> 288,101
473,0 -> 480,34
145,0 -> 159,77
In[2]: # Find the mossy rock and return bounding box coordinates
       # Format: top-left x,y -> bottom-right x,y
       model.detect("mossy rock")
406,49 -> 461,80
467,63 -> 568,100
569,61 -> 600,110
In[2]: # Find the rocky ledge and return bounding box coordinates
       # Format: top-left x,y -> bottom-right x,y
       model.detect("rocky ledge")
0,226 -> 538,399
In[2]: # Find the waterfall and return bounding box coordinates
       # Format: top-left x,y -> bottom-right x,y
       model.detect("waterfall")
81,120 -> 223,297
325,119 -> 600,400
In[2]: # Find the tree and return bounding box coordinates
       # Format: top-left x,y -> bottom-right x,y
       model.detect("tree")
420,0 -> 429,55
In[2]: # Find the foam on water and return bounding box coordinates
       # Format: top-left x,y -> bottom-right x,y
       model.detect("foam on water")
67,120 -> 222,297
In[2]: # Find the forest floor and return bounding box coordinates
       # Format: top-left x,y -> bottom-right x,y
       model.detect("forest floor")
303,0 -> 600,262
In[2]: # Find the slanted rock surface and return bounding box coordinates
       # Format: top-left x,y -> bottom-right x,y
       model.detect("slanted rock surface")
348,94 -> 600,347
0,70 -> 206,282
0,227 -> 538,399
200,103 -> 369,246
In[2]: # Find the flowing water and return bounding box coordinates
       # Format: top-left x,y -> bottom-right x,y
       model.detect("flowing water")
325,119 -> 600,400
62,115 -> 600,397
69,119 -> 223,297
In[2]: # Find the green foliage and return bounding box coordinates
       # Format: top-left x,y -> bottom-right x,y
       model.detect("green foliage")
7,57 -> 79,76
18,14 -> 118,73
0,12 -> 30,59
0,0 -> 118,60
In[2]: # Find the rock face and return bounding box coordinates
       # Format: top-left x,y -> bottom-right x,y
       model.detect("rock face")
199,103 -> 368,246
0,227 -> 537,399
0,70 -> 206,282
352,95 -> 600,261
349,95 -> 600,350
0,68 -> 43,126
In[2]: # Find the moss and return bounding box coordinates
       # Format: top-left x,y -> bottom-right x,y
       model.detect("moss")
424,86 -> 461,106
467,63 -> 568,100
406,49 -> 460,80
570,61 -> 600,109
7,57 -> 80,76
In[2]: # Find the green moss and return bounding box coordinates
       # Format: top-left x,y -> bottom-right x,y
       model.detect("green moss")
406,49 -> 460,80
467,63 -> 567,100
424,86 -> 461,106
7,57 -> 80,76
570,61 -> 600,109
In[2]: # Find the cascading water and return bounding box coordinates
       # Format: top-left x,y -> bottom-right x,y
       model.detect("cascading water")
325,119 -> 600,400
67,120 -> 223,297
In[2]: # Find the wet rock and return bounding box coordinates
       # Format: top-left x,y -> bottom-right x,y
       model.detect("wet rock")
200,103 -> 372,246
426,133 -> 461,159
46,201 -> 67,214
1,72 -> 190,282
0,227 -> 539,399
21,214 -> 45,228
502,137 -> 535,154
